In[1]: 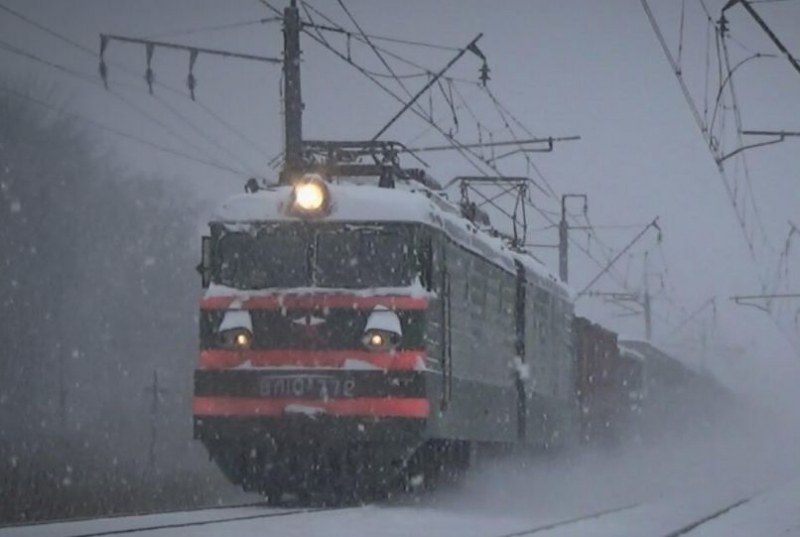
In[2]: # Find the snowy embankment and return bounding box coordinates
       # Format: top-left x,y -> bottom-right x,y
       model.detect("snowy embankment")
3,402 -> 799,536
3,480 -> 800,537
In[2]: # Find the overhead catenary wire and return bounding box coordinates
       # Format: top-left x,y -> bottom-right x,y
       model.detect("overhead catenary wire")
152,93 -> 263,177
677,0 -> 686,70
259,1 -> 674,319
697,1 -> 800,354
640,0 -> 708,143
641,0 -> 776,273
0,37 -> 250,175
0,38 -> 224,164
300,1 -> 460,54
0,85 -> 250,177
295,3 -> 616,263
334,0 -> 416,102
258,1 -> 503,182
143,17 -> 280,40
300,2 -> 484,88
301,19 -> 461,52
719,31 -> 774,253
296,3 -> 642,298
0,0 -> 267,173
700,0 -> 760,56
723,0 -> 800,78
481,85 -> 559,199
369,32 -> 485,142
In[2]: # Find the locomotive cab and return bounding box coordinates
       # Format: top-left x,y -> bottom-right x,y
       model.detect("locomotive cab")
193,182 -> 440,500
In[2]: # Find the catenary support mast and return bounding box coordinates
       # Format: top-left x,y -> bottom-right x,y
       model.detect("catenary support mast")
282,0 -> 304,182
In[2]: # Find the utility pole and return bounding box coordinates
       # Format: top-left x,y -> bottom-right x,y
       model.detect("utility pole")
282,0 -> 303,182
559,194 -> 587,283
643,252 -> 652,340
57,343 -> 67,431
144,370 -> 168,471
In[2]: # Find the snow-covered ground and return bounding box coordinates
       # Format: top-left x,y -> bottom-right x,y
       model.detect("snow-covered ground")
1,479 -> 799,537
3,404 -> 799,537
0,505 -> 302,537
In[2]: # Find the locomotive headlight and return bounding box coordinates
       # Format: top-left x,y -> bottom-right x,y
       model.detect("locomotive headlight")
220,327 -> 253,350
291,174 -> 329,214
362,305 -> 402,352
362,329 -> 399,352
369,332 -> 385,347
235,332 -> 251,347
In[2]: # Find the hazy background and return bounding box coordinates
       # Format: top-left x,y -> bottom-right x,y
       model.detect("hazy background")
1,0 -> 798,523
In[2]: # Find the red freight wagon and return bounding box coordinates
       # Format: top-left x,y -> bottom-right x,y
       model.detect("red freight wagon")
573,317 -> 626,444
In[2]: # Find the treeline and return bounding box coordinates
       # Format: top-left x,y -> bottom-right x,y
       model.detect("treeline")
0,86 -> 245,523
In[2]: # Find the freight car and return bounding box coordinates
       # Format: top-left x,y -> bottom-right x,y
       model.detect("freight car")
619,339 -> 732,432
573,318 -> 643,444
193,162 -> 577,502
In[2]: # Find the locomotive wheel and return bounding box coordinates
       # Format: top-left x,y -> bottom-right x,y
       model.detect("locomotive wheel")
403,440 -> 474,492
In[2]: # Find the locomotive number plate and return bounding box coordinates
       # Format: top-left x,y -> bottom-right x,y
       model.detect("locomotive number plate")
259,375 -> 355,399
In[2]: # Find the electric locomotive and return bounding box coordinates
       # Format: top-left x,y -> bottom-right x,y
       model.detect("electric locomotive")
193,147 -> 577,501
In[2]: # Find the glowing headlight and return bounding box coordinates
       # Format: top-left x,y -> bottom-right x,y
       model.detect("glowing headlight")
362,329 -> 399,352
235,332 -> 250,347
362,306 -> 402,352
220,328 -> 253,350
291,174 -> 329,214
369,332 -> 385,347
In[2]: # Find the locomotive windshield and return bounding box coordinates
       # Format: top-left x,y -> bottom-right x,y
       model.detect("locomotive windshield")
214,223 -> 414,289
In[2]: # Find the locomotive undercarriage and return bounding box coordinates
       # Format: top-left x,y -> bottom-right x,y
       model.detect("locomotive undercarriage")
196,416 -> 475,504
198,416 -> 412,504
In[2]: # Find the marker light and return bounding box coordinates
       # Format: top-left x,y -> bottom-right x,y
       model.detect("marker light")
291,174 -> 329,214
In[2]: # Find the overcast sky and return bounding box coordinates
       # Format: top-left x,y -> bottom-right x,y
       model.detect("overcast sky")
2,0 -> 799,404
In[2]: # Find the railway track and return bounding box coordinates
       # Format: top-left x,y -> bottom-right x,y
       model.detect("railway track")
488,495 -> 753,537
0,489 -> 762,537
658,496 -> 751,537
492,503 -> 641,537
0,503 -> 361,537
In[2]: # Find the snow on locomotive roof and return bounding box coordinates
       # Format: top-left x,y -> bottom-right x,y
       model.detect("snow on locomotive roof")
213,183 -> 571,298
215,183 -> 434,225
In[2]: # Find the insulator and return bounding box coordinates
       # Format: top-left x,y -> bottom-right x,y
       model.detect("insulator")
187,73 -> 197,101
145,68 -> 155,94
99,60 -> 108,89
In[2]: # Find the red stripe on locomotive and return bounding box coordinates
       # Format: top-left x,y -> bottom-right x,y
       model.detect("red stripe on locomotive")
193,396 -> 430,418
199,349 -> 426,370
201,294 -> 428,311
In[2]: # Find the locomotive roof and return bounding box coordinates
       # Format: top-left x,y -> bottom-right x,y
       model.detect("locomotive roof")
213,183 -> 571,299
215,183 -> 433,226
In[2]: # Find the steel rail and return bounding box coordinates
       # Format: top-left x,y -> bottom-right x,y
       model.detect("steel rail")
659,496 -> 751,537
491,503 -> 639,537
44,505 -> 356,537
